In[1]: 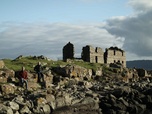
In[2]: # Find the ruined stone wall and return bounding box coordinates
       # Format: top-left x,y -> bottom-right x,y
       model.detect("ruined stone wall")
104,47 -> 126,67
82,45 -> 104,64
63,42 -> 74,61
81,45 -> 90,62
63,43 -> 126,67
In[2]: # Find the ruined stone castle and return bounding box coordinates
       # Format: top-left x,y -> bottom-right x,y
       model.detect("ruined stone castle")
63,42 -> 74,61
63,42 -> 126,67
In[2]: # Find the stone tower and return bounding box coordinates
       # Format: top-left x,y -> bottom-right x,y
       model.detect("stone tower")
63,42 -> 74,61
104,47 -> 126,67
81,45 -> 104,63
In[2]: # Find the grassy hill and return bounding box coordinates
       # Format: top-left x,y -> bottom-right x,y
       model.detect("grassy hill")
2,56 -> 104,72
127,60 -> 152,70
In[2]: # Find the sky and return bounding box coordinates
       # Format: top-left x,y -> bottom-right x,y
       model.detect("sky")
0,0 -> 152,61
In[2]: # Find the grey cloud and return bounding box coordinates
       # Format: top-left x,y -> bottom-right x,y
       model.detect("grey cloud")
128,0 -> 152,11
105,9 -> 152,59
0,22 -> 122,60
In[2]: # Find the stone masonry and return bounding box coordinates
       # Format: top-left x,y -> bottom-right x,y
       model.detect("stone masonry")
104,47 -> 126,67
63,43 -> 126,67
63,42 -> 74,61
81,45 -> 104,64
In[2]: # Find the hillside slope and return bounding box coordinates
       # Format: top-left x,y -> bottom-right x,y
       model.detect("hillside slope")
127,60 -> 152,70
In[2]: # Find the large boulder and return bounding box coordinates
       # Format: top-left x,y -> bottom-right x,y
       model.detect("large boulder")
44,74 -> 53,88
20,106 -> 32,114
33,97 -> 51,114
0,83 -> 16,95
121,68 -> 139,83
67,65 -> 92,78
6,101 -> 19,112
0,69 -> 15,78
136,68 -> 149,77
45,94 -> 56,109
52,97 -> 101,114
54,65 -> 92,79
0,104 -> 13,114
55,92 -> 72,108
0,75 -> 7,83
27,73 -> 38,83
95,67 -> 103,76
28,81 -> 41,91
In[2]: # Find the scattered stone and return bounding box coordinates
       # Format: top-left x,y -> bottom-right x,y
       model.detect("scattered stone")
1,57 -> 152,114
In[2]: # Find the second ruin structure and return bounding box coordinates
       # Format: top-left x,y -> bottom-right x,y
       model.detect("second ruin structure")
81,45 -> 104,64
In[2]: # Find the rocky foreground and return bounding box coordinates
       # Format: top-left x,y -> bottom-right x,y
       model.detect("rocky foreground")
0,59 -> 152,114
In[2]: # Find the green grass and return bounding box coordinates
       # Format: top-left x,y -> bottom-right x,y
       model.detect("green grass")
3,56 -> 106,72
3,56 -> 51,71
73,60 -> 103,72
2,56 -> 71,71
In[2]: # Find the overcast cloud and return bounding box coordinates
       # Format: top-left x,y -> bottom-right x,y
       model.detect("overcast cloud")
128,0 -> 152,11
0,0 -> 152,60
0,22 -> 123,60
105,0 -> 152,60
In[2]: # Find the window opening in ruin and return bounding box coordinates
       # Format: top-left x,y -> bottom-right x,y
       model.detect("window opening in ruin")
95,48 -> 98,53
122,61 -> 124,64
122,52 -> 124,56
114,50 -> 116,55
118,60 -> 120,63
114,60 -> 116,63
95,56 -> 98,63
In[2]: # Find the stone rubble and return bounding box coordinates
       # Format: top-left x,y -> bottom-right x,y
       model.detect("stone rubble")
0,61 -> 152,114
